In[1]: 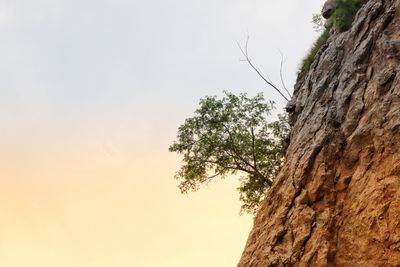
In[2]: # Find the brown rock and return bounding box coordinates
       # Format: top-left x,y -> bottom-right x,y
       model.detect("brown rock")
238,0 -> 400,266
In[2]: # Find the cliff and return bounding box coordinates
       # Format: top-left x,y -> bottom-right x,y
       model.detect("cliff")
238,0 -> 400,265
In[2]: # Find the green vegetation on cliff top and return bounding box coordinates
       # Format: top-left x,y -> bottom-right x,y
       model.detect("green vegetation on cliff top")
299,0 -> 363,75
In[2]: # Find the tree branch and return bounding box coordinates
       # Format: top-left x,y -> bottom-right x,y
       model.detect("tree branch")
250,126 -> 258,171
220,123 -> 272,186
237,38 -> 290,102
279,51 -> 292,98
205,171 -> 224,185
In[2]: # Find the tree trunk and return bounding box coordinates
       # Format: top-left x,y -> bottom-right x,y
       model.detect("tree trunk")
238,0 -> 400,265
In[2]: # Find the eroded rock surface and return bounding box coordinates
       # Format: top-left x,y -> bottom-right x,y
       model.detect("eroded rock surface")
238,0 -> 400,265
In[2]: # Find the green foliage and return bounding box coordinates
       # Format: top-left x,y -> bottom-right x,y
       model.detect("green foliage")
298,0 -> 363,75
169,91 -> 289,214
333,0 -> 362,32
238,113 -> 289,214
299,28 -> 330,75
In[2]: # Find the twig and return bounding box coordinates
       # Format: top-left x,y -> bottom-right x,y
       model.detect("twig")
279,51 -> 292,98
237,37 -> 290,102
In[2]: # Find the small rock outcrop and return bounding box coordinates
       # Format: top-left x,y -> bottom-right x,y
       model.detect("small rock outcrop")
238,0 -> 400,265
322,0 -> 335,19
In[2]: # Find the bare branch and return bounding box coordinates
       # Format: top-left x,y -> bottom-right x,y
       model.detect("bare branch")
237,39 -> 290,102
279,51 -> 292,98
245,32 -> 249,57
264,72 -> 274,86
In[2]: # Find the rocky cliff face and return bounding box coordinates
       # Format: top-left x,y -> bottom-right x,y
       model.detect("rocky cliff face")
238,0 -> 400,266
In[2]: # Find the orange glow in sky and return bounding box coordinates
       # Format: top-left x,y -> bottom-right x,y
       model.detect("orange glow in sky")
0,137 -> 252,266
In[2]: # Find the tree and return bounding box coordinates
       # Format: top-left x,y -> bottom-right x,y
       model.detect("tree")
169,91 -> 289,214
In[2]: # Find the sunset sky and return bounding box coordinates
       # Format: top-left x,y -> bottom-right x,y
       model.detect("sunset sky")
0,0 -> 323,266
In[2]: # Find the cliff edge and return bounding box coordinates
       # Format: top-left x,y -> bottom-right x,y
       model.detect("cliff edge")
238,0 -> 400,265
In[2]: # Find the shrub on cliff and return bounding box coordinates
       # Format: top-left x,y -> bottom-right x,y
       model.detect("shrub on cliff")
333,0 -> 363,32
169,91 -> 289,214
299,0 -> 363,74
299,28 -> 330,74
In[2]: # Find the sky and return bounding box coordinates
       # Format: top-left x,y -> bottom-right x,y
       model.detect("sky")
0,0 -> 323,266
